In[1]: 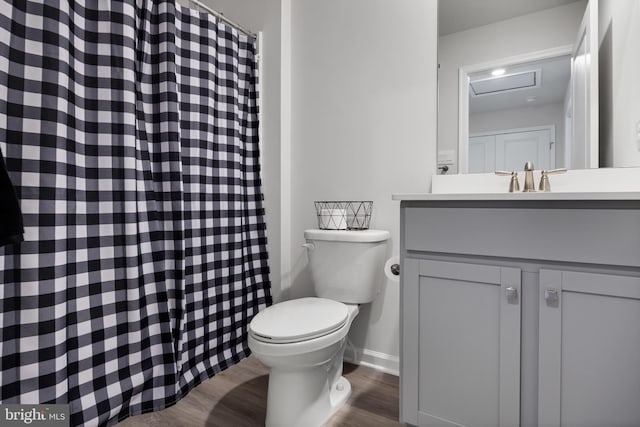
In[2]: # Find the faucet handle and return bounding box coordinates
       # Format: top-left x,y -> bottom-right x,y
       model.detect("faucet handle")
538,168 -> 567,192
495,170 -> 520,193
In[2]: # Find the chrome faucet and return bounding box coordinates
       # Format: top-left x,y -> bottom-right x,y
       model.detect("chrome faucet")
523,161 -> 536,192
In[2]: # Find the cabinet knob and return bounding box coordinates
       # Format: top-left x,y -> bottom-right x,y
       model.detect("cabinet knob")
505,286 -> 518,302
544,288 -> 559,304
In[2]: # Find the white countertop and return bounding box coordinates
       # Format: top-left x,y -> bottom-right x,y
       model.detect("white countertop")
395,168 -> 640,201
392,191 -> 640,201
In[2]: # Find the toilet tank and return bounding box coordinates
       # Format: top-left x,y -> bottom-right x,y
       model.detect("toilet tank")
304,229 -> 390,304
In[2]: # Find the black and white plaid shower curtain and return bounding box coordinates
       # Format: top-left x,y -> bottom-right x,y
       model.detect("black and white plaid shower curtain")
0,1 -> 271,425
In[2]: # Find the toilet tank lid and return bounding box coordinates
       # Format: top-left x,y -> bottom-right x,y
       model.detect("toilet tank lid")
304,229 -> 390,243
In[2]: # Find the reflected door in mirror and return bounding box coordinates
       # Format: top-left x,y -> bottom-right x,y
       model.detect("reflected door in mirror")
469,128 -> 554,173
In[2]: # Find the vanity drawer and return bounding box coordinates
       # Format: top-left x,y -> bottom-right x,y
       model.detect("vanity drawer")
402,203 -> 640,267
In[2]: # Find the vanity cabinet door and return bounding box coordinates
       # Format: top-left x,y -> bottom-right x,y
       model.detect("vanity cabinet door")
402,259 -> 521,427
538,270 -> 640,427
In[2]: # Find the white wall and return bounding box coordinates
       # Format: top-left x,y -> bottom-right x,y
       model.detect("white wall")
183,0 -> 283,297
599,0 -> 640,167
186,0 -> 440,373
470,103 -> 566,166
283,0 -> 438,371
438,1 -> 586,173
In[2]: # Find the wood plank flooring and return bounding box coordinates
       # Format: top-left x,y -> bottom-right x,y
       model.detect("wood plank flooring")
118,356 -> 402,427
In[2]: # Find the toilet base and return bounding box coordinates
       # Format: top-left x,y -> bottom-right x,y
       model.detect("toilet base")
262,338 -> 351,427
264,370 -> 352,427
328,376 -> 352,418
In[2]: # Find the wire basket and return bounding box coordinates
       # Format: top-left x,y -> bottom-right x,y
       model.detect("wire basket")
314,201 -> 373,230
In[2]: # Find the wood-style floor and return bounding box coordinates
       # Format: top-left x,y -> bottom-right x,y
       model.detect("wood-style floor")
118,356 -> 402,427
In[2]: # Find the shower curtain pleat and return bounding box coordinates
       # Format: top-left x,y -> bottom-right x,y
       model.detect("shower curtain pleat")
0,1 -> 271,425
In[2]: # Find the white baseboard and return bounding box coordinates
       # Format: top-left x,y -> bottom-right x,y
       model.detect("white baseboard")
344,345 -> 399,377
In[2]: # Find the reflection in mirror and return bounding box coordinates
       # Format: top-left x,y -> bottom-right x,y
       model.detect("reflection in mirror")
467,55 -> 571,173
437,0 -> 588,174
438,0 -> 640,174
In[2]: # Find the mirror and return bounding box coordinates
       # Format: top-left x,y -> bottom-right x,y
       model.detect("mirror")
437,0 -> 640,174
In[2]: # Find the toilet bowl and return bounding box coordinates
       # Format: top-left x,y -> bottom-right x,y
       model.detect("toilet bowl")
248,298 -> 359,427
248,229 -> 390,427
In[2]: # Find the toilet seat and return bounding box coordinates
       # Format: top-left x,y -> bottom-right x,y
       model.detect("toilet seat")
249,297 -> 348,344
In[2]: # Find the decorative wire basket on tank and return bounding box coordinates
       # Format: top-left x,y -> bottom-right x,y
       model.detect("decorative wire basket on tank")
314,201 -> 373,230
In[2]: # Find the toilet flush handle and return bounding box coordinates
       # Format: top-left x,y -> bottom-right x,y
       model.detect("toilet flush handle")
302,243 -> 315,251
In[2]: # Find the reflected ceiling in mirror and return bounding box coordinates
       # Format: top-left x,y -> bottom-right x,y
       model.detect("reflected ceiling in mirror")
469,57 -> 570,114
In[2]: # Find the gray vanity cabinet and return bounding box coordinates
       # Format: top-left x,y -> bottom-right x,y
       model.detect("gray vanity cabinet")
404,259 -> 521,427
399,199 -> 640,427
538,269 -> 640,427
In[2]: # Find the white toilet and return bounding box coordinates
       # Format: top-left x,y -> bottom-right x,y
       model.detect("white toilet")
248,228 -> 390,427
